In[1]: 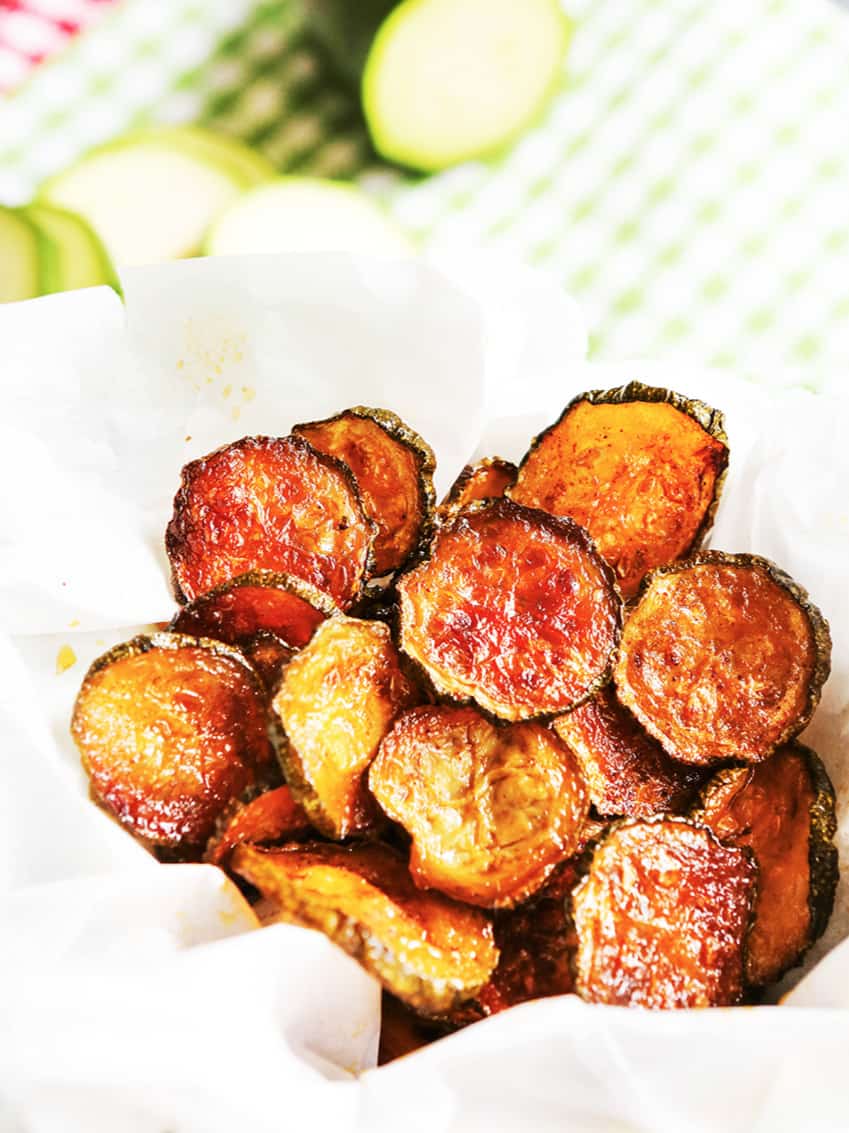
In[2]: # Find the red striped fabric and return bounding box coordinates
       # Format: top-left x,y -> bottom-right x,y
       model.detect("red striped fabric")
0,0 -> 116,93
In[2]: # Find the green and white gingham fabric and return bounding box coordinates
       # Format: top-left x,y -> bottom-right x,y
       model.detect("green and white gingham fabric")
2,0 -> 849,383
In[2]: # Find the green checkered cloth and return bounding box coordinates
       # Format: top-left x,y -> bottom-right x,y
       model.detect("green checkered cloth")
2,0 -> 848,382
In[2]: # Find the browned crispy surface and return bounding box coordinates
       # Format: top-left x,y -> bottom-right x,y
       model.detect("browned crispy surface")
553,688 -> 704,818
71,634 -> 275,848
370,705 -> 589,907
273,617 -> 420,838
614,555 -> 824,764
294,409 -> 434,576
397,499 -> 621,721
241,632 -> 293,693
510,397 -> 727,596
204,786 -> 313,867
573,819 -> 756,1008
166,435 -> 374,608
231,842 -> 499,1016
441,458 -> 518,514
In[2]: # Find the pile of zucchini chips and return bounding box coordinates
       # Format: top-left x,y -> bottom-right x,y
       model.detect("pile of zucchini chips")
71,385 -> 837,1060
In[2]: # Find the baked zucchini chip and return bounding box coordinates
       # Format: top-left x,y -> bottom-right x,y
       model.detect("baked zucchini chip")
573,818 -> 756,1008
294,407 -> 436,576
695,743 -> 838,987
552,688 -> 704,818
509,383 -> 728,597
241,632 -> 294,693
204,786 -> 313,867
370,705 -> 589,907
397,499 -> 621,721
614,552 -> 831,765
71,633 -> 275,851
273,616 -> 420,838
166,435 -> 375,608
439,457 -> 518,517
231,842 -> 499,1016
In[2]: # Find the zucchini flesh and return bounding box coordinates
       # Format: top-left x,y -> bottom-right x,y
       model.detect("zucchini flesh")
397,498 -> 621,721
204,786 -> 312,867
273,616 -> 419,838
70,633 -> 275,851
614,552 -> 831,765
369,704 -> 589,908
695,743 -> 838,986
165,435 -> 375,610
510,384 -> 728,598
24,202 -> 121,296
363,0 -> 571,171
0,207 -> 43,302
553,688 -> 704,819
294,406 -> 435,576
573,818 -> 756,1008
438,457 -> 517,519
231,842 -> 499,1016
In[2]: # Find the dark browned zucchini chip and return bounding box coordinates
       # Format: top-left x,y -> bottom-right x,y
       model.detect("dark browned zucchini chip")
397,498 -> 622,721
204,786 -> 313,867
694,743 -> 838,987
552,688 -> 704,818
166,435 -> 375,609
272,616 -> 420,839
509,383 -> 728,597
71,633 -> 275,851
573,818 -> 756,1008
169,569 -> 336,650
241,632 -> 294,693
614,552 -> 831,765
293,407 -> 435,576
378,994 -> 450,1065
370,705 -> 589,907
438,457 -> 518,517
231,842 -> 499,1016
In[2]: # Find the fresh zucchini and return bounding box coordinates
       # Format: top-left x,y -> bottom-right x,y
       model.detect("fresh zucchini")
0,207 -> 45,303
24,202 -> 121,296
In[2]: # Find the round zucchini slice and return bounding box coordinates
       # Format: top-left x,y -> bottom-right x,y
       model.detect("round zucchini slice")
397,498 -> 622,722
231,842 -> 499,1016
509,383 -> 729,597
166,435 -> 376,610
204,785 -> 313,868
369,704 -> 589,908
614,552 -> 831,765
438,457 -> 518,520
71,633 -> 275,851
552,688 -> 705,819
293,407 -> 436,577
573,818 -> 756,1008
272,616 -> 420,839
694,743 -> 838,987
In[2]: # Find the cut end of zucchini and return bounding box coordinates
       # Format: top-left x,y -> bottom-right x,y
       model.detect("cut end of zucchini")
363,0 -> 571,172
0,207 -> 43,303
24,203 -> 122,297
205,177 -> 413,259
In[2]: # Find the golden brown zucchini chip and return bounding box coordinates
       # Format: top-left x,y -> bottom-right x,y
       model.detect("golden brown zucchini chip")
439,457 -> 518,517
166,435 -> 375,609
204,786 -> 313,867
294,407 -> 435,576
71,633 -> 275,851
397,499 -> 621,721
552,688 -> 704,818
370,705 -> 589,908
273,616 -> 420,838
573,818 -> 756,1008
509,383 -> 728,597
614,552 -> 831,765
695,744 -> 838,987
231,842 -> 499,1016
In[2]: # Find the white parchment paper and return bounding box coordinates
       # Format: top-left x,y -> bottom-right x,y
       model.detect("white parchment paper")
1,254 -> 848,1133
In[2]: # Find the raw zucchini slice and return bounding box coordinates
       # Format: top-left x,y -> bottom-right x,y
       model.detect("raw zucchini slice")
363,0 -> 572,172
509,383 -> 729,598
573,818 -> 756,1008
614,552 -> 831,765
0,207 -> 44,303
397,498 -> 621,721
231,842 -> 499,1016
552,688 -> 704,819
438,457 -> 517,519
38,126 -> 275,266
166,435 -> 376,610
293,406 -> 435,576
694,743 -> 838,987
273,616 -> 419,839
369,705 -> 589,907
24,202 -> 121,296
204,786 -> 313,867
205,178 -> 411,259
70,633 -> 275,852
